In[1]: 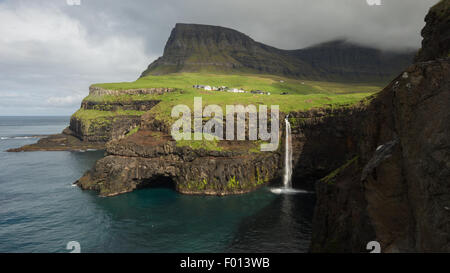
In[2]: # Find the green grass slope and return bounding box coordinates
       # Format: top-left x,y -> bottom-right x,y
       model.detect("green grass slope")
86,73 -> 381,123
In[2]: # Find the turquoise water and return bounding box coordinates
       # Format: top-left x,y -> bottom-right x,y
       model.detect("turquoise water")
0,116 -> 314,253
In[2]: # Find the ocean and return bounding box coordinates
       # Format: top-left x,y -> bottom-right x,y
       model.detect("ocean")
0,116 -> 314,253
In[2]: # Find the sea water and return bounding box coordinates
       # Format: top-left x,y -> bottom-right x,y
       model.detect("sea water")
0,116 -> 314,253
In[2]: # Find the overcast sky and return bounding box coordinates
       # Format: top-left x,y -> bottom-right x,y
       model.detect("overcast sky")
0,0 -> 439,115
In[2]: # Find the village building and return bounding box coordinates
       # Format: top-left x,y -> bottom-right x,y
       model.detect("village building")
193,84 -> 269,94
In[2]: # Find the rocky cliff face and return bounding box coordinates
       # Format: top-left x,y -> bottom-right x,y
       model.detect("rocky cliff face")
288,104 -> 369,191
8,86 -> 168,151
74,100 -> 376,199
141,23 -> 414,83
310,1 -> 450,252
76,128 -> 281,197
415,0 -> 450,62
68,86 -> 171,142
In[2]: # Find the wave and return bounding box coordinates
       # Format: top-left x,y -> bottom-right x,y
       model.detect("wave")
1,136 -> 36,140
75,149 -> 98,152
0,135 -> 48,140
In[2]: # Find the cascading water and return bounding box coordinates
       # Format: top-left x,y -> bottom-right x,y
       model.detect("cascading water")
270,115 -> 308,194
283,117 -> 293,189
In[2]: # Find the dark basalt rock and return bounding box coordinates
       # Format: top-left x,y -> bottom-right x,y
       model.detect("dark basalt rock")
415,0 -> 450,62
9,88 -> 164,152
311,58 -> 450,253
76,130 -> 281,197
310,2 -> 450,251
81,100 -> 160,112
7,127 -> 105,152
361,138 -> 398,181
69,115 -> 142,143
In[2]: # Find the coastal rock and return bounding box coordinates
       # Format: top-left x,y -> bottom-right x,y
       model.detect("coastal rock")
88,86 -> 174,96
81,100 -> 160,112
69,114 -> 142,142
287,104 -> 369,190
76,130 -> 281,197
361,138 -> 398,181
7,127 -> 104,152
9,87 -> 166,152
415,0 -> 450,62
310,8 -> 450,251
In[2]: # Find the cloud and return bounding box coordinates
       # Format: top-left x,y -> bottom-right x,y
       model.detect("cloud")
0,0 -> 440,115
72,0 -> 437,51
46,94 -> 85,107
0,0 -> 153,115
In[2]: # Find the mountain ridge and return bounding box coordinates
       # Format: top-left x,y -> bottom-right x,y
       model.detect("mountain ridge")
141,23 -> 416,83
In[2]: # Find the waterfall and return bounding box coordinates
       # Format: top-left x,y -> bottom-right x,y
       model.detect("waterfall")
270,116 -> 309,194
283,117 -> 293,188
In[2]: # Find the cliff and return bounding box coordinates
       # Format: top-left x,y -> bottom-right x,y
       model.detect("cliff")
310,0 -> 450,252
7,86 -> 169,152
141,23 -> 414,83
75,117 -> 281,196
74,102 -> 372,197
415,0 -> 450,62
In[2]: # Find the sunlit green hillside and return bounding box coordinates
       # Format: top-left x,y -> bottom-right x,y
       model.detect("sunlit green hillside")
84,73 -> 381,120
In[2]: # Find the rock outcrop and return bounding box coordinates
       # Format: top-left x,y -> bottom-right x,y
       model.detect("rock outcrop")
310,1 -> 450,253
75,100 -> 373,197
76,130 -> 281,197
415,0 -> 450,62
288,104 -> 369,190
67,86 -> 168,142
141,23 -> 414,83
88,86 -> 174,96
8,86 -> 166,152
6,127 -> 104,152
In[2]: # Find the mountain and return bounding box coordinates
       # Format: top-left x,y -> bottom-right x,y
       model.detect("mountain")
141,23 -> 415,83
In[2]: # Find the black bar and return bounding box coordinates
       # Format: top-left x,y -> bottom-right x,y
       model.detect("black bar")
1,253 -> 448,272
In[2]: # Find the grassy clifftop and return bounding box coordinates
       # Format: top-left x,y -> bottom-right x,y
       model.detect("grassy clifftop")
88,73 -> 381,123
93,73 -> 382,94
69,72 -> 382,144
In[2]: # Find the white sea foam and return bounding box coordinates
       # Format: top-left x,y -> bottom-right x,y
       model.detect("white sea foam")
0,136 -> 40,140
270,188 -> 310,195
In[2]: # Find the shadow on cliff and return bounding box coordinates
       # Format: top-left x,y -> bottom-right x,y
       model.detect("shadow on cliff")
289,108 -> 365,192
